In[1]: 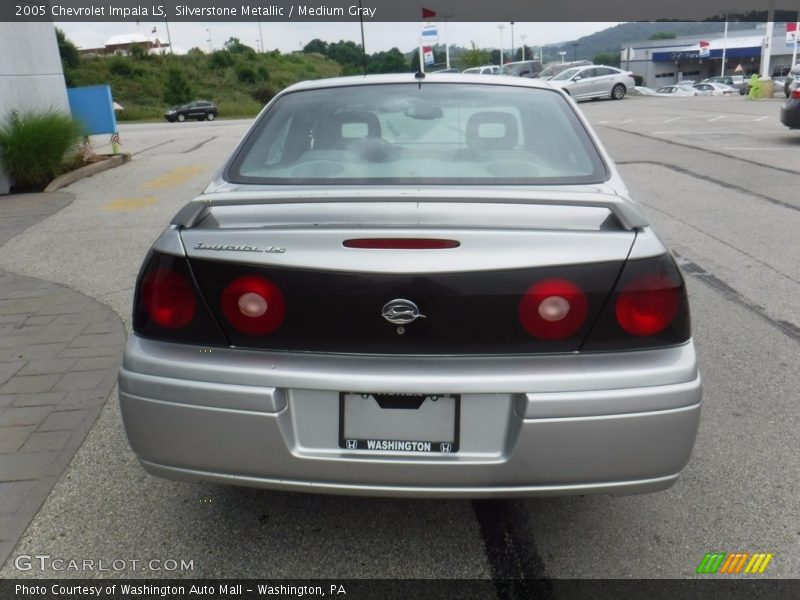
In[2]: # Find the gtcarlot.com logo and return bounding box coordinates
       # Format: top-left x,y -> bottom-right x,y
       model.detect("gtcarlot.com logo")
696,552 -> 773,574
14,554 -> 194,572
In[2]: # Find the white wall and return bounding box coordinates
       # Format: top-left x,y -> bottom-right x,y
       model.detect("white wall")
0,23 -> 69,194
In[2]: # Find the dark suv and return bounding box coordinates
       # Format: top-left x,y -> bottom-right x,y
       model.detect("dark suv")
165,100 -> 218,123
501,60 -> 544,78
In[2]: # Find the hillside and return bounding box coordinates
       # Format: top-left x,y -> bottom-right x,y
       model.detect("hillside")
65,47 -> 342,121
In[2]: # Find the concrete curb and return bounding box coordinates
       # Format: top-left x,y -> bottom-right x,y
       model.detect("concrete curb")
44,154 -> 132,193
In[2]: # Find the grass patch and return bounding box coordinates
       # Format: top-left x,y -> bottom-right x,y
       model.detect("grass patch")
0,110 -> 83,189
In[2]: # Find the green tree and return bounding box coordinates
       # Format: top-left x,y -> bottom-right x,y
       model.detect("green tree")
55,28 -> 80,69
367,48 -> 408,74
326,40 -> 363,69
459,42 -> 491,69
224,37 -> 255,55
593,52 -> 620,67
302,39 -> 328,55
649,31 -> 677,40
163,67 -> 193,105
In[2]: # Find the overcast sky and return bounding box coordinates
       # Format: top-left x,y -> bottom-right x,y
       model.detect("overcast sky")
57,22 -> 620,53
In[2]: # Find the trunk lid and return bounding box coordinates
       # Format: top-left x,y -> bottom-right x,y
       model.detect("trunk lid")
180,200 -> 635,354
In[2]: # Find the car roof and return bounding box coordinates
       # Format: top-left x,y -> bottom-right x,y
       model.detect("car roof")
281,73 -> 557,94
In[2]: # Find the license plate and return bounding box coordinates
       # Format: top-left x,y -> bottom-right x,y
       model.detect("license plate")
339,392 -> 460,453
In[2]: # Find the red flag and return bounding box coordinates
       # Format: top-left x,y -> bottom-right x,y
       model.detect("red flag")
422,7 -> 436,19
787,23 -> 798,33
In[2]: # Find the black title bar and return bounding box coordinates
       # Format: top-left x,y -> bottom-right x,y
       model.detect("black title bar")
3,0 -> 800,22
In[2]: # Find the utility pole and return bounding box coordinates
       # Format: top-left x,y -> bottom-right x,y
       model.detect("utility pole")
510,22 -> 515,62
258,18 -> 263,53
498,24 -> 505,66
521,34 -> 527,61
206,29 -> 212,53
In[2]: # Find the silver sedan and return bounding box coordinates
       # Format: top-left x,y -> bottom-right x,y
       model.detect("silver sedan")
119,74 -> 701,498
548,65 -> 636,100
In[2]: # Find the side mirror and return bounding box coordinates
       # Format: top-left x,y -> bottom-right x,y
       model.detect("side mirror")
573,76 -> 583,82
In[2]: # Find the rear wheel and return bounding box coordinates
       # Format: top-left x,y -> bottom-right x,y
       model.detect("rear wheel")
207,113 -> 216,122
177,113 -> 186,122
611,84 -> 626,100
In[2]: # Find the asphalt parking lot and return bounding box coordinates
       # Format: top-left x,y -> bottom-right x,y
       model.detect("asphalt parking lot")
1,94 -> 798,580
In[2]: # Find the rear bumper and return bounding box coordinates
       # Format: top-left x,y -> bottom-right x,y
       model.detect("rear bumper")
119,336 -> 702,498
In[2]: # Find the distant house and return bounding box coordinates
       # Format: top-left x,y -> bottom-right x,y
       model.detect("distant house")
78,33 -> 186,57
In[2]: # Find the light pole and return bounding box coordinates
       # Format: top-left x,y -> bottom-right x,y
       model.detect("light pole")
521,34 -> 527,61
572,42 -> 579,61
497,24 -> 505,66
510,21 -> 515,62
258,18 -> 263,53
256,39 -> 261,53
559,51 -> 566,63
206,29 -> 212,53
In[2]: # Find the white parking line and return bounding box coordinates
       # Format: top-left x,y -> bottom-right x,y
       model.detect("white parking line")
753,116 -> 769,122
721,147 -> 785,151
651,131 -> 745,135
708,116 -> 727,122
619,119 -> 635,124
663,117 -> 682,123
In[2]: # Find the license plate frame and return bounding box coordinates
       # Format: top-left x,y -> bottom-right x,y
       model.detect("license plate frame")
338,392 -> 460,454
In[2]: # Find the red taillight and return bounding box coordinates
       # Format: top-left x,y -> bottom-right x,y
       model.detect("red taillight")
518,278 -> 588,340
615,273 -> 680,336
221,275 -> 286,335
343,238 -> 460,249
141,268 -> 196,329
792,89 -> 800,99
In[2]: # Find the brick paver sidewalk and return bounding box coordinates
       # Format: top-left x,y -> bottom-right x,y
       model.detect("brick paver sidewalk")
0,193 -> 125,565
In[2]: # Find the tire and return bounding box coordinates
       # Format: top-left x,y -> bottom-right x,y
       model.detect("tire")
177,113 -> 186,122
611,84 -> 626,100
207,113 -> 216,121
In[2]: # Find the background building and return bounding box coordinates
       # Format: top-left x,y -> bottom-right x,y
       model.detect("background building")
0,23 -> 70,194
622,25 -> 798,88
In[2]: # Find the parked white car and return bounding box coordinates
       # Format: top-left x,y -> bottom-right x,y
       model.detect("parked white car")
548,65 -> 636,100
692,82 -> 738,96
653,85 -> 698,97
462,65 -> 501,75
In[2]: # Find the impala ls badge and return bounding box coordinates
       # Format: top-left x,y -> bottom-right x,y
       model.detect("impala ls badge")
382,299 -> 426,325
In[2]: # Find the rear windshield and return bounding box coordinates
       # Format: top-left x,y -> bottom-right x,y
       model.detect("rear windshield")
227,82 -> 607,186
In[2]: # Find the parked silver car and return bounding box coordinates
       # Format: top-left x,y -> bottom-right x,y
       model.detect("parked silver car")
548,65 -> 636,100
119,74 -> 701,498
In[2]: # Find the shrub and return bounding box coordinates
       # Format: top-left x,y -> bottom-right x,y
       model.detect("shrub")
163,67 -> 193,105
209,50 -> 234,69
236,65 -> 257,84
0,110 -> 83,188
109,57 -> 133,76
251,84 -> 276,105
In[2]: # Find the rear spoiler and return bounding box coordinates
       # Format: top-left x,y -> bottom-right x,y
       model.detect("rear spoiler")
170,189 -> 649,231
